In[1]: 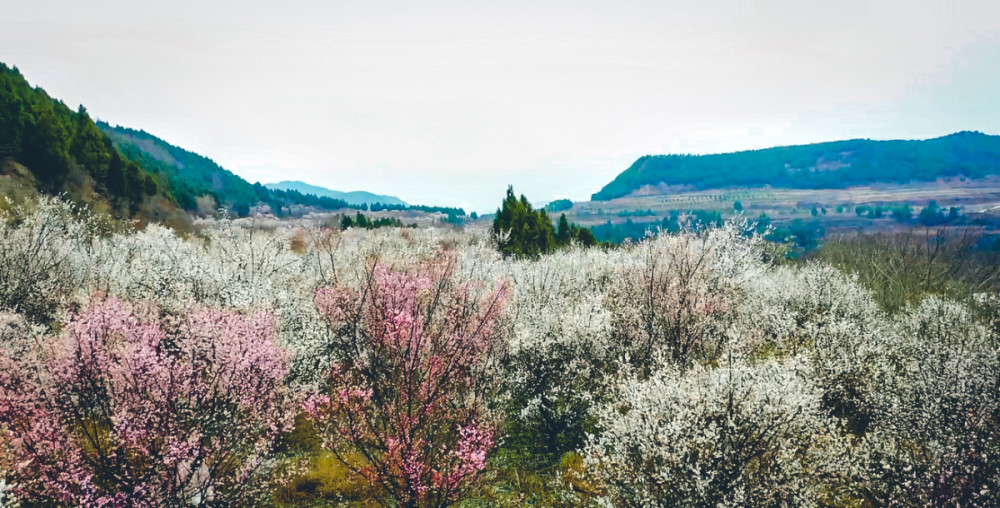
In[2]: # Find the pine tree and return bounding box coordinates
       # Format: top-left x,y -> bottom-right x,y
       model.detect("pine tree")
107,150 -> 126,198
23,100 -> 70,189
557,213 -> 571,245
69,105 -> 111,185
492,186 -> 556,258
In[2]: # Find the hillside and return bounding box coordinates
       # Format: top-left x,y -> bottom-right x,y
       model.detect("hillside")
0,62 -> 362,220
0,62 -> 175,219
592,132 -> 1000,201
264,180 -> 405,207
99,123 -> 357,216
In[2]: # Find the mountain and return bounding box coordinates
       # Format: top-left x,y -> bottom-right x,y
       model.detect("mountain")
0,62 -> 176,219
100,124 -> 358,216
0,61 -> 359,220
264,181 -> 405,207
592,132 -> 1000,201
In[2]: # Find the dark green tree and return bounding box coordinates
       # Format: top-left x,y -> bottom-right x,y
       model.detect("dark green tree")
556,213 -> 572,245
492,186 -> 556,258
892,204 -> 913,222
22,100 -> 70,189
69,105 -> 111,185
573,226 -> 599,247
918,201 -> 943,225
107,150 -> 126,198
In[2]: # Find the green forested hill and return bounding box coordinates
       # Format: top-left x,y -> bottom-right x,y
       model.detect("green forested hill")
99,122 -> 261,211
0,61 -> 357,219
0,62 -> 171,218
99,123 -> 356,215
592,132 -> 1000,201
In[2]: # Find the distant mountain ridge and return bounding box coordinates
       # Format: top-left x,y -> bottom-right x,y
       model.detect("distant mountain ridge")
593,132 -> 1000,201
99,123 -> 362,215
264,180 -> 405,206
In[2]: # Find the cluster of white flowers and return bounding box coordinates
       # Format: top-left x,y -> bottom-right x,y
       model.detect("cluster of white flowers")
2,199 -> 998,505
0,476 -> 17,508
584,358 -> 842,507
0,197 -> 95,326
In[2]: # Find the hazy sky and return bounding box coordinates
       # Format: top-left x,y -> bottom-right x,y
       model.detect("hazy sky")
5,1 -> 1000,212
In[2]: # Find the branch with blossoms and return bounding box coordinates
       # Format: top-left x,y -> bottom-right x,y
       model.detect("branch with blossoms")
305,258 -> 509,507
607,237 -> 731,374
0,297 -> 296,506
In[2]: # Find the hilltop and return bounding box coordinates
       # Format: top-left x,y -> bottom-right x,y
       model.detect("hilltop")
592,132 -> 1000,201
0,62 -> 176,219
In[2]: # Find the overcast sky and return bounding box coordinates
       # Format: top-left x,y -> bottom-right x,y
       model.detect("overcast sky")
5,1 -> 1000,212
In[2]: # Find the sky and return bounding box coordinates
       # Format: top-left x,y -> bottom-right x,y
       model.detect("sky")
4,0 -> 1000,213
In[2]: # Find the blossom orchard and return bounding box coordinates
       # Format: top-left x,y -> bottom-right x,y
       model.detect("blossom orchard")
0,198 -> 998,506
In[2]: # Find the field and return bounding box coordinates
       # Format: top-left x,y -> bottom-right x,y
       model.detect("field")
1,197 -> 1000,506
569,176 -> 1000,236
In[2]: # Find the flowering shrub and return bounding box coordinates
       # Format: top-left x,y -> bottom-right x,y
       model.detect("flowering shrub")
606,234 -> 736,371
305,261 -> 509,506
0,197 -> 91,326
852,296 -> 1000,506
584,360 -> 841,507
0,297 -> 294,505
489,247 -> 617,467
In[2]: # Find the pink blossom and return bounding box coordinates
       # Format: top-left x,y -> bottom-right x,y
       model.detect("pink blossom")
0,297 -> 295,505
306,262 -> 509,505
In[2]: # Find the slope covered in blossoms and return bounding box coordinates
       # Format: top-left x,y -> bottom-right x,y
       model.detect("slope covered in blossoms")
1,197 -> 998,506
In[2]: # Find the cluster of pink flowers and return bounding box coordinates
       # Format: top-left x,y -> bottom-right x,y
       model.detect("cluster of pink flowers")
0,297 -> 294,505
307,262 -> 508,505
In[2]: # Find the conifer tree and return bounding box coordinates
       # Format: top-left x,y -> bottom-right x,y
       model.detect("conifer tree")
492,186 -> 556,258
557,213 -> 572,245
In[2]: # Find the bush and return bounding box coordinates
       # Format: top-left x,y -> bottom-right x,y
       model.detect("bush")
585,362 -> 839,507
811,229 -> 1000,312
0,297 -> 295,505
305,261 -> 509,506
0,197 -> 89,325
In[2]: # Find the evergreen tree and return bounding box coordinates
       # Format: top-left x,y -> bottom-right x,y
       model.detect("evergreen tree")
573,226 -> 599,247
22,100 -> 70,189
355,211 -> 369,228
556,213 -> 571,245
69,105 -> 111,185
492,186 -> 556,258
107,150 -> 126,198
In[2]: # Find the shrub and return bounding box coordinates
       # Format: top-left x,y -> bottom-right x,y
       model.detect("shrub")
812,229 -> 1000,312
585,361 -> 839,507
305,261 -> 509,506
0,297 -> 294,505
854,296 -> 1000,506
0,197 -> 89,325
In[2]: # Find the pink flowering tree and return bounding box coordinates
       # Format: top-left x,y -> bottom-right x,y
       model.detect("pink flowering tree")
0,297 -> 295,506
305,260 -> 508,507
